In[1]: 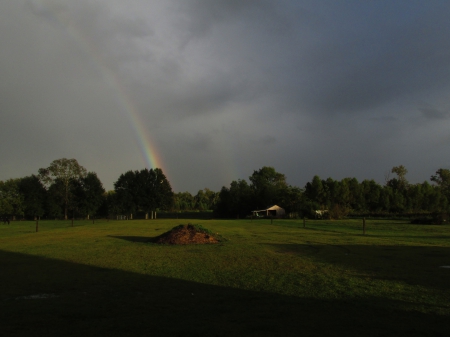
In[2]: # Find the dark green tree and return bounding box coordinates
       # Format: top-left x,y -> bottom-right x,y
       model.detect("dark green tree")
323,178 -> 339,208
193,188 -> 219,210
431,168 -> 450,202
114,168 -> 173,218
249,166 -> 287,209
387,165 -> 409,193
304,175 -> 326,210
0,179 -> 23,217
103,191 -> 121,217
17,175 -> 47,219
278,185 -> 304,215
45,179 -> 65,218
214,186 -> 232,218
114,170 -> 138,216
389,188 -> 406,213
379,186 -> 392,213
347,178 -> 363,210
140,168 -> 174,213
392,165 -> 408,184
360,179 -> 382,213
73,172 -> 105,219
173,191 -> 195,211
214,179 -> 253,218
336,178 -> 351,209
38,158 -> 87,220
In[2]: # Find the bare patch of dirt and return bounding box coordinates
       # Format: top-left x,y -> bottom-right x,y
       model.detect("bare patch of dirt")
154,224 -> 221,245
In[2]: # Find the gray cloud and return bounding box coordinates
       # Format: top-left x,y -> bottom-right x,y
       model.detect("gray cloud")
260,136 -> 277,146
1,0 -> 450,192
370,116 -> 398,123
419,105 -> 450,120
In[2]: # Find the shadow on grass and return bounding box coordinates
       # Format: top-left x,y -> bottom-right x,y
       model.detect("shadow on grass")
108,235 -> 156,243
367,235 -> 450,240
1,249 -> 449,337
266,243 -> 450,291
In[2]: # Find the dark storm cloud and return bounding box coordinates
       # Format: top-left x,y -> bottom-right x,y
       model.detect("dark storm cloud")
168,0 -> 450,120
181,133 -> 213,152
370,116 -> 398,123
282,1 -> 450,116
2,0 -> 450,192
419,105 -> 450,120
174,0 -> 286,40
260,136 -> 277,146
27,0 -> 66,23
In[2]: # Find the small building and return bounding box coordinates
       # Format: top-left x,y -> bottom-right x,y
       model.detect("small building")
252,205 -> 285,218
315,210 -> 329,219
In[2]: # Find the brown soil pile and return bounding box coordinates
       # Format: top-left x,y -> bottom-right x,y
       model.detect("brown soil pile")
155,224 -> 220,245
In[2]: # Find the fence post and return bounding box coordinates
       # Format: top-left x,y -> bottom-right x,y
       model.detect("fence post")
303,217 -> 306,228
36,219 -> 38,233
363,217 -> 366,235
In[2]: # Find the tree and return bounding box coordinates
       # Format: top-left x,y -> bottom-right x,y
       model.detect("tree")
278,185 -> 304,215
214,186 -> 232,218
141,168 -> 174,213
392,165 -> 408,182
46,179 -> 65,218
323,178 -> 339,208
204,188 -> 220,210
114,168 -> 173,218
17,175 -> 46,219
379,186 -> 391,212
103,191 -> 121,217
304,175 -> 326,209
431,168 -> 450,200
249,166 -> 287,209
72,172 -> 105,219
193,188 -> 219,210
0,179 -> 23,217
360,179 -> 382,213
347,177 -> 363,210
38,158 -> 87,220
326,178 -> 349,219
114,170 -> 138,216
389,188 -> 406,213
173,191 -> 195,211
337,178 -> 351,209
214,179 -> 253,218
388,165 -> 409,191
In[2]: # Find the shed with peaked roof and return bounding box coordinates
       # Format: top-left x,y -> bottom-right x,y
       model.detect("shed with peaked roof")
252,205 -> 285,218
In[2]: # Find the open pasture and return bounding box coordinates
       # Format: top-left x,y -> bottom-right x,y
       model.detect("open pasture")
1,219 -> 449,336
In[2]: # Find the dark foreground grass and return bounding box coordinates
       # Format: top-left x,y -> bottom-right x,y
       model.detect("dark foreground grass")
1,219 -> 449,336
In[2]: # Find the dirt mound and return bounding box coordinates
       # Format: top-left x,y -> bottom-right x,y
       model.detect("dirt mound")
155,224 -> 221,245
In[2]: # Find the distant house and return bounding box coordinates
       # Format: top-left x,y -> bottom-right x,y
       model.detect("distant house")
315,210 -> 328,219
252,205 -> 285,218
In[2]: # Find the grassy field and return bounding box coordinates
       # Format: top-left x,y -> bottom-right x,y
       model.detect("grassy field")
1,218 -> 449,336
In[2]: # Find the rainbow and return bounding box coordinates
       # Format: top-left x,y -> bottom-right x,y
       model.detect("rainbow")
31,0 -> 166,172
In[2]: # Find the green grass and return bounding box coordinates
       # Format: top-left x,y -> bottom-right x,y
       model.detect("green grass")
1,218 -> 449,336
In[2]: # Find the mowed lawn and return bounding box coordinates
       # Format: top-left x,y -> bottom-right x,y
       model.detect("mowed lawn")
1,218 -> 449,336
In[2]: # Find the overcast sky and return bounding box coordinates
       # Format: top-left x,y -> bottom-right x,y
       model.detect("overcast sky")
1,0 -> 450,193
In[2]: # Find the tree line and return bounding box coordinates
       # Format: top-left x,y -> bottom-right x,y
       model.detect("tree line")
0,158 -> 173,220
215,165 -> 450,219
1,159 -> 449,220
